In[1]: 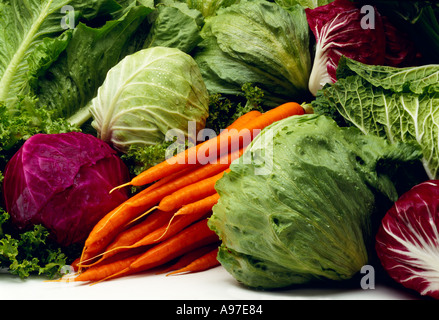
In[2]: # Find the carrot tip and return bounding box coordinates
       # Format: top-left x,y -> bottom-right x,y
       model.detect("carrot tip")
166,270 -> 185,276
109,182 -> 132,194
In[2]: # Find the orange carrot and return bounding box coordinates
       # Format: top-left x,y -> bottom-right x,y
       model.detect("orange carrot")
157,243 -> 219,275
106,209 -> 174,248
74,251 -> 143,283
70,257 -> 81,273
80,152 -> 237,264
95,218 -> 219,282
123,103 -> 303,188
166,247 -> 220,276
142,165 -> 198,193
157,193 -> 220,241
133,219 -> 218,274
80,209 -> 176,267
224,110 -> 261,131
158,169 -> 229,212
82,192 -> 219,267
172,192 -> 219,218
131,193 -> 220,249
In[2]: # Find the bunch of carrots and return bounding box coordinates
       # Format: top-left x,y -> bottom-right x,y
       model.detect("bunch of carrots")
70,102 -> 305,284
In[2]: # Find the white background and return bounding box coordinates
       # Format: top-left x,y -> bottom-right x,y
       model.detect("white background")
0,266 -> 422,300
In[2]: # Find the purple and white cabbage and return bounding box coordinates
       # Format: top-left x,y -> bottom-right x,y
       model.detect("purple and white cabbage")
376,180 -> 439,300
305,0 -> 417,96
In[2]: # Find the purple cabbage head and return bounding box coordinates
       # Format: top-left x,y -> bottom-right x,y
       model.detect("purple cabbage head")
3,132 -> 130,246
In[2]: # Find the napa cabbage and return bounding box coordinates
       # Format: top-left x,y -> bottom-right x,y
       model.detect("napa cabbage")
313,56 -> 439,180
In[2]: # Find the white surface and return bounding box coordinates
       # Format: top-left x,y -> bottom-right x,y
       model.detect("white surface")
0,266 -> 421,300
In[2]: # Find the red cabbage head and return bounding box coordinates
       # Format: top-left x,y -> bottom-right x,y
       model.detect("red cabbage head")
3,132 -> 130,246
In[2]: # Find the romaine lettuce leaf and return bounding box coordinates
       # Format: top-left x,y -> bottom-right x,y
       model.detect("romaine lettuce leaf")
33,5 -> 152,124
313,57 -> 439,179
0,0 -> 122,107
179,0 -> 239,17
0,0 -> 154,131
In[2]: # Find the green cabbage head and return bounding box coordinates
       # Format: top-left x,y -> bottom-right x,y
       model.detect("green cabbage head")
90,46 -> 209,152
208,114 -> 423,289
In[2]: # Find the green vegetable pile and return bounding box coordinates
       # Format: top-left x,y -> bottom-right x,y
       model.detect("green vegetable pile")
0,0 -> 288,278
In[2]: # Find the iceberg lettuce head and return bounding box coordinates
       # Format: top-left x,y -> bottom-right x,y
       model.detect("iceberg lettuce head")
209,114 -> 423,289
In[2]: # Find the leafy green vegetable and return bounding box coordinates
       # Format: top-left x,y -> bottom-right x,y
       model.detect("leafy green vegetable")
0,0 -> 122,108
206,83 -> 264,134
89,46 -> 210,153
174,0 -> 240,17
121,139 -> 177,177
209,114 -> 423,289
35,5 -> 153,126
194,0 -> 312,108
0,209 -> 76,279
313,56 -> 439,180
274,0 -> 334,9
142,1 -> 203,54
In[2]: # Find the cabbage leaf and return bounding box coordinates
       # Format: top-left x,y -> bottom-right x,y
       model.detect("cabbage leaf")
313,57 -> 439,180
142,2 -> 203,54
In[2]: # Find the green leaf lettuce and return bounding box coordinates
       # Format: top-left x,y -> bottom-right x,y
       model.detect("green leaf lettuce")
194,0 -> 312,108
